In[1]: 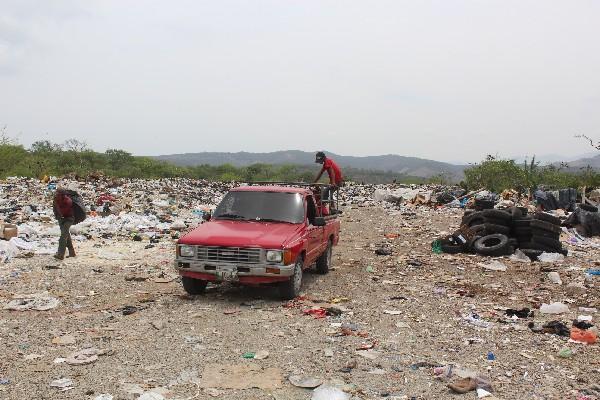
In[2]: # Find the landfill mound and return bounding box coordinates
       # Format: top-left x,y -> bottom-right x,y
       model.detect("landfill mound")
0,179 -> 599,400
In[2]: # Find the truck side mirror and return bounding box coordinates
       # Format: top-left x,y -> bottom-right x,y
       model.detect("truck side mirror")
202,211 -> 212,222
313,217 -> 326,226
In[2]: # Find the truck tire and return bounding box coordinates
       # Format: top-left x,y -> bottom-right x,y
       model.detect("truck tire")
534,211 -> 561,226
481,209 -> 512,222
441,243 -> 464,254
530,220 -> 562,235
316,240 -> 332,274
519,248 -> 543,261
482,223 -> 510,235
483,217 -> 511,227
530,228 -> 560,239
474,234 -> 511,256
280,257 -> 303,300
463,212 -> 485,227
182,276 -> 208,295
532,236 -> 563,251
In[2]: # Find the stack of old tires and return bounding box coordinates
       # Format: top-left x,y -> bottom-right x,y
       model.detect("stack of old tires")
437,207 -> 567,259
461,209 -> 518,256
518,212 -> 567,257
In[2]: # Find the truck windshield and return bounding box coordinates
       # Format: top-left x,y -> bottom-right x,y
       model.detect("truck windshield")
213,191 -> 305,224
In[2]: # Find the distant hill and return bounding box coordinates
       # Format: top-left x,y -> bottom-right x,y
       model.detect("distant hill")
557,153 -> 600,170
154,150 -> 466,180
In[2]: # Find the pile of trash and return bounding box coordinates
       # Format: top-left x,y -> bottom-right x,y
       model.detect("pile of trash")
0,177 -> 234,262
372,185 -> 468,207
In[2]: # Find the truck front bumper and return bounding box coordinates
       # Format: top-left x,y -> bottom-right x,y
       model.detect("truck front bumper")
174,259 -> 294,283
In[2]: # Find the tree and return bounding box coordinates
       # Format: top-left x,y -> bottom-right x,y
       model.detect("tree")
63,139 -> 89,152
31,140 -> 62,153
105,149 -> 133,171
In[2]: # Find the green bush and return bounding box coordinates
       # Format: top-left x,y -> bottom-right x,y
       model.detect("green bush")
464,156 -> 600,192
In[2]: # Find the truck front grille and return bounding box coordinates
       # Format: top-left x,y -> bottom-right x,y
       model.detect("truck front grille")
196,246 -> 262,264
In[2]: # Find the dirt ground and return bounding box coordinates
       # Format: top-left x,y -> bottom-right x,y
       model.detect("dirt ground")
1,204 -> 599,400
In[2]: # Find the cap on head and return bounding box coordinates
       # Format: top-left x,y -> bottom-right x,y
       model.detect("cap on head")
315,151 -> 326,163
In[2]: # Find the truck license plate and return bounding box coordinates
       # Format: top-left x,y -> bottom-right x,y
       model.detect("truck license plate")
216,266 -> 238,281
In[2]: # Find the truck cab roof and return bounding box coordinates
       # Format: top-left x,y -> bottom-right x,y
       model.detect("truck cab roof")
230,185 -> 312,195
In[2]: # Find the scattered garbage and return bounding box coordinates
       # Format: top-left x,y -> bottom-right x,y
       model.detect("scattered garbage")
478,260 -> 507,272
65,347 -> 100,365
529,320 -> 570,337
570,327 -> 598,344
4,293 -> 59,311
139,392 -> 165,400
50,377 -> 74,391
558,348 -> 574,358
505,308 -> 533,318
289,375 -> 323,389
311,384 -> 350,400
538,252 -> 565,263
539,302 -> 569,315
547,271 -> 562,285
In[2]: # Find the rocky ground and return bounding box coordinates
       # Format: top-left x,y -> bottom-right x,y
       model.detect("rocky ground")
1,201 -> 599,400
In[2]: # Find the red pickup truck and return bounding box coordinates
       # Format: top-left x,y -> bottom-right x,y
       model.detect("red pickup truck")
175,184 -> 341,299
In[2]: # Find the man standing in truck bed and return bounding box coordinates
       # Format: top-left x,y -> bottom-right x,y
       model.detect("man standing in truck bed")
313,151 -> 344,212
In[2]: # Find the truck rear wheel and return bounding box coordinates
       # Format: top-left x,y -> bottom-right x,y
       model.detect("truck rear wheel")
182,276 -> 208,295
279,258 -> 303,300
315,240 -> 332,274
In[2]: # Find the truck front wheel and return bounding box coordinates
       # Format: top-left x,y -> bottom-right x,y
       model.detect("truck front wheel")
182,276 -> 208,295
279,258 -> 303,300
315,240 -> 332,274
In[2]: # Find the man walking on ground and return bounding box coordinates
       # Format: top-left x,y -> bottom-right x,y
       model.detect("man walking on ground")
313,151 -> 344,211
53,186 -> 76,260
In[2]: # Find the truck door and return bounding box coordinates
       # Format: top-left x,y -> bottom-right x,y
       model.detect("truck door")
306,195 -> 323,264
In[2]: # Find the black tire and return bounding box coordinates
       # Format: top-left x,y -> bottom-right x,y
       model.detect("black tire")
462,212 -> 484,226
525,241 -> 567,255
514,227 -> 532,237
511,207 -> 524,221
470,224 -> 486,235
530,220 -> 562,235
315,240 -> 332,274
483,217 -> 511,227
182,276 -> 208,295
508,238 -> 518,248
531,228 -> 560,239
280,257 -> 303,300
467,235 -> 482,252
463,210 -> 475,217
475,199 -> 495,210
532,236 -> 563,251
441,243 -> 464,254
482,223 -> 510,235
474,234 -> 511,257
513,219 -> 532,228
519,248 -> 543,261
579,203 -> 598,212
481,209 -> 512,222
534,212 -> 561,226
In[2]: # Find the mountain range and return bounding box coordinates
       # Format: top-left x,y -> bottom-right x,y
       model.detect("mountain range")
154,150 -> 600,179
155,150 -> 467,179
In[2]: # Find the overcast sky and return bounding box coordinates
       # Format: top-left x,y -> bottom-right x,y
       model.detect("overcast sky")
1,1 -> 599,163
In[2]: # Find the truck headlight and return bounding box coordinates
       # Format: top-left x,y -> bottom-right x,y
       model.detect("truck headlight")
180,245 -> 195,257
266,250 -> 283,263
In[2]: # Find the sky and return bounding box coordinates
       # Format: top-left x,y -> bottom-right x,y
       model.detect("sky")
1,0 -> 599,163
